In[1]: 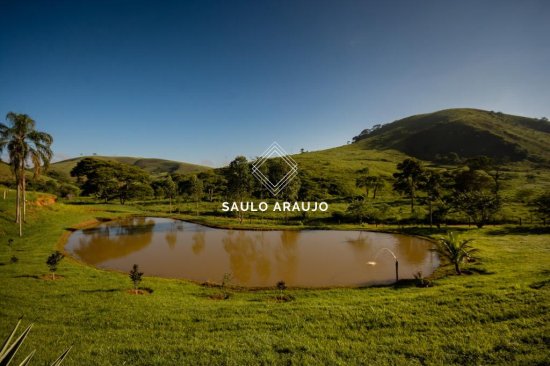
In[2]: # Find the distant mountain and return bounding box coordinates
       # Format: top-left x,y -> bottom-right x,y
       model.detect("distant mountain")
352,108 -> 550,162
50,156 -> 211,176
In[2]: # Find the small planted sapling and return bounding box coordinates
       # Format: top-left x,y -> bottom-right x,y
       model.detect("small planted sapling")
276,280 -> 287,300
129,264 -> 144,294
46,251 -> 65,280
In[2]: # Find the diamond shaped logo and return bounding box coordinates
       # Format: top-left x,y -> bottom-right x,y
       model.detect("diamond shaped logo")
252,142 -> 298,196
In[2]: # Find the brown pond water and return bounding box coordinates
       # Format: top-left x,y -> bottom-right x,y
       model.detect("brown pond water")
65,217 -> 438,287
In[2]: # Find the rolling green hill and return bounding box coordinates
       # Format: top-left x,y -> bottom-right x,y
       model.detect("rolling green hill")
50,156 -> 211,176
352,108 -> 550,162
291,108 -> 550,202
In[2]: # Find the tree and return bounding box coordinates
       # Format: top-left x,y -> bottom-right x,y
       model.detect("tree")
276,280 -> 287,299
464,156 -> 492,171
453,191 -> 501,228
346,200 -> 369,224
280,176 -> 301,221
71,158 -> 117,201
189,175 -> 203,215
163,175 -> 177,213
371,177 -> 385,199
392,158 -> 424,212
531,192 -> 550,224
46,251 -> 64,280
357,175 -> 384,199
198,171 -> 224,202
70,158 -> 151,204
117,164 -> 151,204
432,232 -> 478,275
224,156 -> 252,223
0,113 -> 53,237
129,264 -> 143,294
419,170 -> 443,227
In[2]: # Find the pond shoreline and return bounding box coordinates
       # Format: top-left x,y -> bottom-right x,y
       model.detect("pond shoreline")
60,214 -> 440,289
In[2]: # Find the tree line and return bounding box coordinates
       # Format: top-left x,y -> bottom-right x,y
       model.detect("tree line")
348,156 -> 504,228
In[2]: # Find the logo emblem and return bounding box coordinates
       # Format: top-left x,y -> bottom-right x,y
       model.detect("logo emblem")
252,142 -> 298,196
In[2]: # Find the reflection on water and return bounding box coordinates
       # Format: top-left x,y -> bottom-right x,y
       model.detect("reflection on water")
65,217 -> 438,287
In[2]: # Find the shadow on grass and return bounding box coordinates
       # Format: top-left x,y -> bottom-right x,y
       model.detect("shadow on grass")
80,288 -> 121,293
358,279 -> 424,290
64,201 -> 99,206
14,274 -> 40,279
530,279 -> 550,289
486,226 -> 550,235
466,267 -> 495,275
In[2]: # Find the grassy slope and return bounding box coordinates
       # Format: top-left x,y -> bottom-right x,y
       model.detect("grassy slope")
353,108 -> 550,161
50,156 -> 211,176
0,196 -> 549,365
292,138 -> 550,221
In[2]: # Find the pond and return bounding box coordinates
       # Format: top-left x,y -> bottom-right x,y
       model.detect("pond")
65,217 -> 438,287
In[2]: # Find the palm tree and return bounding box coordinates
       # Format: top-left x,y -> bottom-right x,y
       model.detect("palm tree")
432,232 -> 478,275
0,112 -> 53,236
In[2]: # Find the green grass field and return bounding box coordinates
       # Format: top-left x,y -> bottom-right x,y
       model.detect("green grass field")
1,191 -> 549,365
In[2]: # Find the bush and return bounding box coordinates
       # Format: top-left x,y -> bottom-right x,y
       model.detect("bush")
46,251 -> 65,279
129,264 -> 144,294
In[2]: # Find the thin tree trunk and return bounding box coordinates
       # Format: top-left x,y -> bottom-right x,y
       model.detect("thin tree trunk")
22,173 -> 26,223
429,200 -> 433,228
18,171 -> 23,236
15,182 -> 20,223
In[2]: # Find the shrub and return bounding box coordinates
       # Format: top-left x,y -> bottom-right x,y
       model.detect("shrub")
46,251 -> 65,280
129,264 -> 144,294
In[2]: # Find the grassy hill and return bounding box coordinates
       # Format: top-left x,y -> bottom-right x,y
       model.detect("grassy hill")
352,108 -> 550,162
51,156 -> 211,176
291,109 -> 550,215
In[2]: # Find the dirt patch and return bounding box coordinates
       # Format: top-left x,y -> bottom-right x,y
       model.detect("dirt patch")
41,274 -> 64,281
34,195 -> 57,207
125,288 -> 153,295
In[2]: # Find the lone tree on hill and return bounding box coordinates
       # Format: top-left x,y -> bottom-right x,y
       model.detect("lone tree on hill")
0,112 -> 53,237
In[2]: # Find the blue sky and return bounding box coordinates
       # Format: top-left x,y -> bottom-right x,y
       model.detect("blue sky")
1,0 -> 549,167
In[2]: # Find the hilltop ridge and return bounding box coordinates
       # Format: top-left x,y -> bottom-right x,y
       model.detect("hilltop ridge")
351,108 -> 550,162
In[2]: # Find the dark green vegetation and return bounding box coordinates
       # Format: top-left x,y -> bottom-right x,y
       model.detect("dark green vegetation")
0,193 -> 549,365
